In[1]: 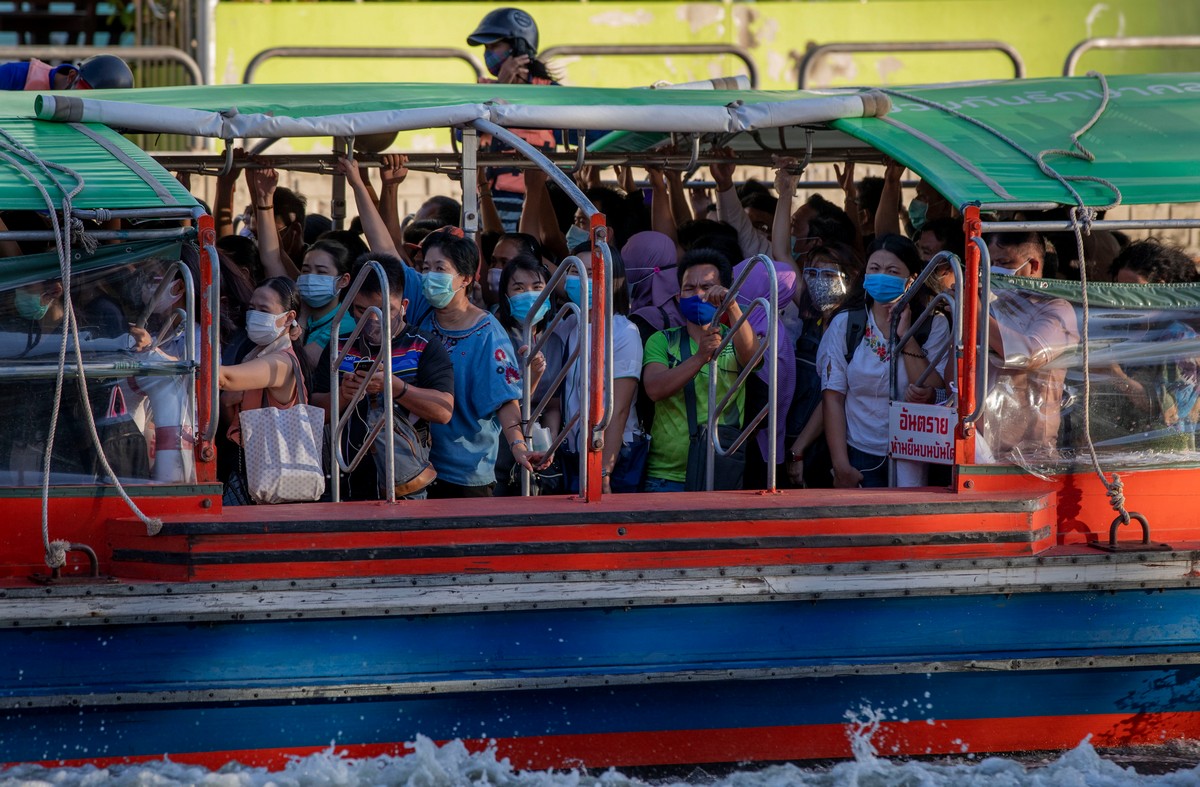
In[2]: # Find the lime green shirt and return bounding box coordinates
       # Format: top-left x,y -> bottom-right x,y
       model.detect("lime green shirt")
643,326 -> 745,482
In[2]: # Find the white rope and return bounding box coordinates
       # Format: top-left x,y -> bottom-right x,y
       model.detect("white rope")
0,131 -> 162,568
880,73 -> 1130,520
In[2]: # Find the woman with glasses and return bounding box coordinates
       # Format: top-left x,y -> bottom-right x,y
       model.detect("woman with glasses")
785,242 -> 863,488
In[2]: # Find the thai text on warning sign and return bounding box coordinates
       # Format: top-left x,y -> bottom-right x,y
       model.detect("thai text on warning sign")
888,401 -> 956,465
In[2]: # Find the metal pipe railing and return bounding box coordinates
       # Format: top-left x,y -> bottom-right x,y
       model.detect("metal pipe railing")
797,40 -> 1025,89
963,237 -> 992,426
200,240 -> 220,449
519,255 -> 590,497
1063,36 -> 1200,76
243,46 -> 485,84
592,238 -> 615,440
704,253 -> 778,491
886,251 -> 963,486
539,44 -> 759,88
327,261 -> 395,503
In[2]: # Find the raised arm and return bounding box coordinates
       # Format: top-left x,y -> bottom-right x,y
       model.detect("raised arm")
646,167 -> 682,253
335,155 -> 401,259
246,166 -> 300,280
664,169 -> 693,229
213,147 -> 244,239
478,167 -> 504,234
711,158 -> 768,257
875,159 -> 904,239
520,167 -> 568,262
377,154 -> 408,251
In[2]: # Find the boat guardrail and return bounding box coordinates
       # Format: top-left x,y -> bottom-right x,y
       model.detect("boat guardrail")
704,252 -> 778,492
797,40 -> 1025,89
519,255 -> 589,497
1063,36 -> 1200,76
327,260 -> 395,503
539,44 -> 759,88
962,236 -> 990,428
592,237 -> 615,441
243,47 -> 486,84
887,250 -> 963,486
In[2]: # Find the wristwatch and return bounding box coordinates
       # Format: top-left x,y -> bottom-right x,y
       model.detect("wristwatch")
788,450 -> 803,464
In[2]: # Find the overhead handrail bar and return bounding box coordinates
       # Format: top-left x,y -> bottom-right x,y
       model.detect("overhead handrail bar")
886,250 -> 963,487
243,46 -> 485,84
704,253 -> 778,492
797,40 -> 1025,89
962,237 -> 991,426
520,255 -> 590,498
0,46 -> 204,85
327,260 -> 395,503
540,44 -> 759,88
1063,36 -> 1200,76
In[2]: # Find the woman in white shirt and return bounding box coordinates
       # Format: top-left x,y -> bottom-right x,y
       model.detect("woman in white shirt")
818,234 -> 949,488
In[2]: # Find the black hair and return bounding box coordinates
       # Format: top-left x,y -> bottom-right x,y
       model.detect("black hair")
479,230 -> 503,267
1110,238 -> 1200,284
739,179 -> 777,215
422,233 -> 478,280
986,230 -> 1047,252
806,195 -> 859,247
497,232 -> 544,262
583,186 -> 648,248
858,176 -> 885,216
688,233 -> 743,269
868,233 -> 923,276
919,217 -> 966,259
351,252 -> 407,299
304,238 -> 353,276
304,214 -> 333,245
273,187 -> 306,227
216,234 -> 264,285
217,248 -> 255,346
678,218 -> 738,251
317,229 -> 368,263
496,253 -> 551,332
403,219 -> 446,247
610,245 -> 630,317
677,248 -> 733,288
418,195 -> 461,228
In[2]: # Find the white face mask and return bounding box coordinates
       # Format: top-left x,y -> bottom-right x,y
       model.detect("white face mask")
245,310 -> 286,346
990,263 -> 1028,278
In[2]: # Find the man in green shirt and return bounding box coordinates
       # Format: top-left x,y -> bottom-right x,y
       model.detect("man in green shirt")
642,250 -> 760,491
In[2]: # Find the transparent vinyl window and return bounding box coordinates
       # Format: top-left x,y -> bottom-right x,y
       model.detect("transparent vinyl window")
0,250 -> 197,486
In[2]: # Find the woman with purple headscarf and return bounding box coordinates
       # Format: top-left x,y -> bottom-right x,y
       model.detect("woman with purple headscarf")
623,231 -> 684,342
734,258 -> 797,489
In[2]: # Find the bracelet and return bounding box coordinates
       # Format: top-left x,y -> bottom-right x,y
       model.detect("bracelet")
397,379 -> 409,398
789,450 -> 804,463
510,439 -> 528,448
901,349 -> 927,359
256,204 -> 273,211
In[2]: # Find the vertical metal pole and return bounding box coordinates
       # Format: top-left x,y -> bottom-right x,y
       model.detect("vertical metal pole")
329,286 -> 343,504
331,136 -> 349,231
380,270 -> 396,502
765,264 -> 778,492
585,217 -> 608,501
462,127 -> 479,240
958,206 -> 982,468
195,214 -> 218,484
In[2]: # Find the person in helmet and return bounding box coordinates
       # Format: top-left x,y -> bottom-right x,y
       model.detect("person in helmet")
467,7 -> 555,85
0,54 -> 133,91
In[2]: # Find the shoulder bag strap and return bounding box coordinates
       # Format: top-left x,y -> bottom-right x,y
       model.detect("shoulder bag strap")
678,330 -> 700,440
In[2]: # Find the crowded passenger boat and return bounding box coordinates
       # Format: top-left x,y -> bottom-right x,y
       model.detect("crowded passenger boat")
3,69 -> 1200,769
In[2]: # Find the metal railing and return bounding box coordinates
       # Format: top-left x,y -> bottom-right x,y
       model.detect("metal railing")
0,46 -> 204,86
887,251 -> 964,486
540,44 -> 759,88
591,237 -> 615,447
519,255 -> 590,497
797,40 -> 1025,89
962,237 -> 991,427
327,261 -> 395,503
1063,36 -> 1200,76
200,239 -> 221,453
243,46 -> 485,84
703,253 -> 778,491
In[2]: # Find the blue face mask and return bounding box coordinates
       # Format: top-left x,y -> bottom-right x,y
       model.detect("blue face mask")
863,273 -> 909,304
508,289 -> 550,324
908,199 -> 929,234
679,295 -> 719,326
484,48 -> 510,77
297,274 -> 339,308
422,271 -> 462,309
564,275 -> 592,309
565,225 -> 590,251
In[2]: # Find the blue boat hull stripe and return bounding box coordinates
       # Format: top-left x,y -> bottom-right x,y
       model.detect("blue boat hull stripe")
112,527 -> 1054,566
150,497 -> 1049,535
9,652 -> 1200,709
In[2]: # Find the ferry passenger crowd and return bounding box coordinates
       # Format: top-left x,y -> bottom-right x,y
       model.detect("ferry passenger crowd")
3,147 -> 1197,498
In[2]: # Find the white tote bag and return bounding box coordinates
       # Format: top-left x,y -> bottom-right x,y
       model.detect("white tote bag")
237,354 -> 325,504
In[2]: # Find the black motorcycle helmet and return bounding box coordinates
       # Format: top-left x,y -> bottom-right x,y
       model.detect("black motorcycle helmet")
77,54 -> 134,89
467,7 -> 539,55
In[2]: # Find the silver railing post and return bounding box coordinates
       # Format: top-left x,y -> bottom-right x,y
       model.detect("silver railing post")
962,237 -> 991,427
705,253 -> 778,491
201,242 -> 221,448
592,237 -> 615,445
461,128 -> 479,240
328,260 -> 394,503
519,255 -> 590,497
886,251 -> 964,487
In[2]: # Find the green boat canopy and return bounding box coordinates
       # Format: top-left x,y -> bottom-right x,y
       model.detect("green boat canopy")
6,73 -> 1199,210
0,117 -> 196,212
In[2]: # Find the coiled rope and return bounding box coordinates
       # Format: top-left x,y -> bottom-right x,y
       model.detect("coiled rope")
879,72 -> 1132,522
0,130 -> 162,569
